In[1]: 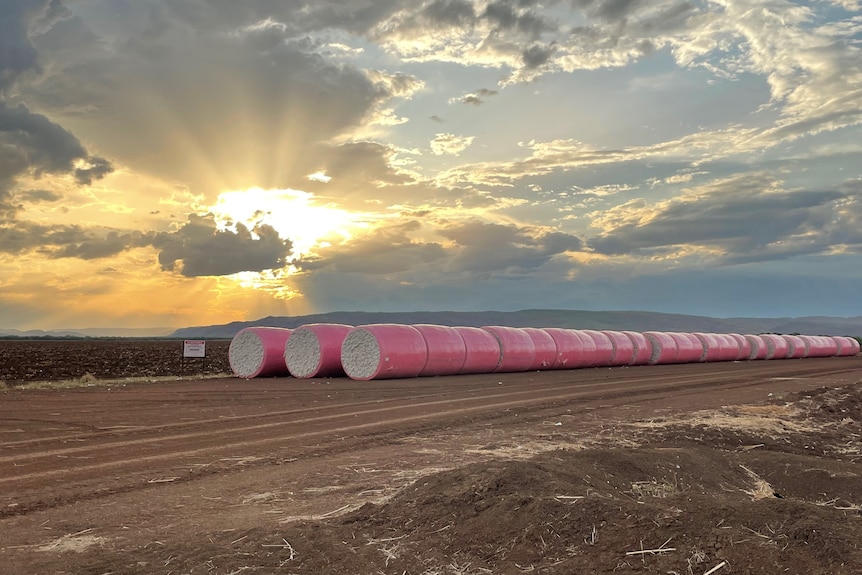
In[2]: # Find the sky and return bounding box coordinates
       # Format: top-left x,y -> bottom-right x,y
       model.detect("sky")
1,0 -> 861,332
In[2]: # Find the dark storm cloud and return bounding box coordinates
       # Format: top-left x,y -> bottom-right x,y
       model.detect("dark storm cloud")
0,0 -> 72,93
439,220 -> 583,275
73,156 -> 113,185
18,188 -> 62,202
482,0 -> 551,38
0,219 -> 147,258
298,220 -> 446,275
422,0 -> 477,28
522,43 -> 555,69
153,213 -> 293,277
571,0 -> 644,21
588,177 -> 862,263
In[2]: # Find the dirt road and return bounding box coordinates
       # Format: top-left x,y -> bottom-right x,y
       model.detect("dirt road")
2,357 -> 861,574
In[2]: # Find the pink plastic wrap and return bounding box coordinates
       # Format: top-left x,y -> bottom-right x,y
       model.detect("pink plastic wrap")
759,334 -> 788,360
481,326 -> 536,373
728,334 -> 750,360
602,330 -> 636,366
744,335 -> 769,360
644,332 -> 678,365
543,328 -> 595,369
834,336 -> 861,357
229,326 -> 293,379
782,335 -> 807,359
455,326 -> 503,374
522,327 -> 558,370
670,332 -> 703,364
414,324 -> 468,376
693,333 -> 721,362
799,335 -> 838,358
340,324 -> 428,380
580,329 -> 615,367
622,331 -> 652,366
284,323 -> 352,378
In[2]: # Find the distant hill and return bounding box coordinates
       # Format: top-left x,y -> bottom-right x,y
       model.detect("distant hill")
169,310 -> 862,339
0,327 -> 175,338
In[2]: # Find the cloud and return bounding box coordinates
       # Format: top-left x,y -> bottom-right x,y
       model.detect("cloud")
449,87 -> 499,105
0,219 -> 147,258
431,133 -> 475,155
587,173 -> 862,264
153,213 -> 293,277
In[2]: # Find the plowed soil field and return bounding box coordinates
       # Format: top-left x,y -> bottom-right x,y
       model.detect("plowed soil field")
1,339 -> 861,574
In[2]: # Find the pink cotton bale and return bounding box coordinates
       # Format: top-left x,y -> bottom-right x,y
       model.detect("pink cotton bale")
481,326 -> 536,373
835,336 -> 861,357
414,324 -> 468,376
580,330 -> 615,367
799,335 -> 837,358
744,335 -> 769,360
783,335 -> 807,359
622,331 -> 652,366
543,328 -> 596,369
759,334 -> 788,360
602,330 -> 636,366
670,333 -> 703,364
693,333 -> 722,362
341,324 -> 428,380
229,327 -> 293,379
285,323 -> 352,378
714,334 -> 742,362
455,326 -> 503,374
644,332 -> 678,365
522,327 -> 558,370
728,334 -> 750,361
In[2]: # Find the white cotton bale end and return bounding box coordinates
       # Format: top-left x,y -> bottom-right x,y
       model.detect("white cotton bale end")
543,328 -> 593,369
340,324 -> 428,381
602,331 -> 636,366
580,330 -> 615,367
670,333 -> 703,364
622,331 -> 652,366
644,332 -> 678,365
522,328 -> 558,370
782,335 -> 807,359
481,326 -> 536,373
744,335 -> 769,360
454,326 -> 502,374
284,323 -> 353,378
229,327 -> 293,379
759,334 -> 787,360
413,324 -> 467,376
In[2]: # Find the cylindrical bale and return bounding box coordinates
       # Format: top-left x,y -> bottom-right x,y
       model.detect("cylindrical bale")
543,328 -> 596,369
285,323 -> 353,378
834,336 -> 861,357
229,326 -> 293,379
670,332 -> 703,364
759,334 -> 788,360
693,333 -> 721,362
622,331 -> 652,366
727,334 -> 750,361
714,333 -> 741,361
481,326 -> 536,373
580,329 -> 615,367
522,327 -> 558,370
783,335 -> 807,359
455,326 -> 503,374
341,324 -> 428,380
644,332 -> 678,365
602,330 -> 636,366
744,335 -> 769,360
414,324 -> 468,376
799,335 -> 837,358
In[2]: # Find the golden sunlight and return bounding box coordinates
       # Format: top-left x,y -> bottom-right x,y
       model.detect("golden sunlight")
209,187 -> 364,259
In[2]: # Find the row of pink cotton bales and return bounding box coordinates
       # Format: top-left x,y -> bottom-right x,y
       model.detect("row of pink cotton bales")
228,324 -> 860,380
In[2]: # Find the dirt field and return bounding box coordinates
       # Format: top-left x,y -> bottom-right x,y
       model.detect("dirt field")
1,340 -> 861,574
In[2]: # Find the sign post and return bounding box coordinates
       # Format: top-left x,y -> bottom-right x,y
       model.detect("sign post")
181,340 -> 206,376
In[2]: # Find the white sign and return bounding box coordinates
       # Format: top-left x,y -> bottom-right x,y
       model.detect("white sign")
183,340 -> 206,358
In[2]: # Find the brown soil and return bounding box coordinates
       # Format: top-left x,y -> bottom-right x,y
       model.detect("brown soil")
0,340 -> 860,574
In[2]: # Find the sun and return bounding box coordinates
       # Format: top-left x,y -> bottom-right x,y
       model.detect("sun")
208,187 -> 364,262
